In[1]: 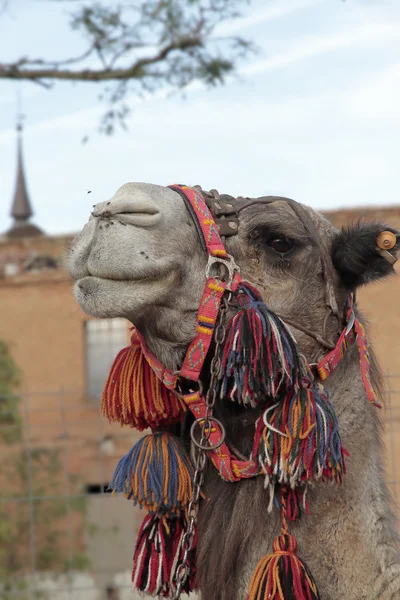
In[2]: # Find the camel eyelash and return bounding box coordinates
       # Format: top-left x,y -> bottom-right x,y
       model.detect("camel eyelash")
248,225 -> 300,258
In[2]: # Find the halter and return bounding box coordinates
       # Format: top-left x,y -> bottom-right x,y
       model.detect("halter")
185,185 -> 341,350
105,184 -> 382,600
125,185 -> 379,482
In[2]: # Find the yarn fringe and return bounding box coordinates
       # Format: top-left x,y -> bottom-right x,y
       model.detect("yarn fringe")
110,432 -> 194,517
246,533 -> 320,600
217,282 -> 302,406
254,377 -> 346,495
101,336 -> 184,430
132,513 -> 197,598
247,491 -> 320,600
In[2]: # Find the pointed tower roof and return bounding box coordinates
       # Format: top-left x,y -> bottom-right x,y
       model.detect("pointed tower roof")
11,124 -> 33,221
6,122 -> 43,239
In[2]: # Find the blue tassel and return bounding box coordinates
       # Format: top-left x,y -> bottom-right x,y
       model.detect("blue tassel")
110,432 -> 194,517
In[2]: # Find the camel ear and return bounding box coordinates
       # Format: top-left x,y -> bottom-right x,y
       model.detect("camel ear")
331,222 -> 399,289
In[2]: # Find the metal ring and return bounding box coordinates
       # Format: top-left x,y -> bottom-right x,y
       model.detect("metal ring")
190,417 -> 226,451
205,255 -> 240,289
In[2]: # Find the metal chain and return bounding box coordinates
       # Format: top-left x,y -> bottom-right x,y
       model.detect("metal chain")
172,293 -> 231,600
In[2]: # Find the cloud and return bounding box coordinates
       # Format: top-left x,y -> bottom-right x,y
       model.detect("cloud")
242,22 -> 400,76
216,0 -> 328,35
2,17 -> 398,144
345,63 -> 400,120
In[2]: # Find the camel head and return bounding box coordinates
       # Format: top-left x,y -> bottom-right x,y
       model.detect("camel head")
68,182 -> 399,369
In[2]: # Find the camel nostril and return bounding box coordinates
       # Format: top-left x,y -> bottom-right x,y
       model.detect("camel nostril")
90,185 -> 163,227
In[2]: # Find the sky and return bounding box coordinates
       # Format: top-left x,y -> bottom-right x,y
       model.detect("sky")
0,0 -> 400,235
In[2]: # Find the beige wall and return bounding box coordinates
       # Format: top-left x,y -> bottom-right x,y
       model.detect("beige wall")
358,266 -> 400,506
0,260 -> 139,486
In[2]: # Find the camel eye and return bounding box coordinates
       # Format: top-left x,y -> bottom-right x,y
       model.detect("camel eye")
266,235 -> 293,254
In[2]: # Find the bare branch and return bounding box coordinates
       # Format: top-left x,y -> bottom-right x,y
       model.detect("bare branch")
0,35 -> 202,82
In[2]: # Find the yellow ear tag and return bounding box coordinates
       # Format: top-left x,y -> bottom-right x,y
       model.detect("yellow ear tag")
376,231 -> 397,265
376,230 -> 396,250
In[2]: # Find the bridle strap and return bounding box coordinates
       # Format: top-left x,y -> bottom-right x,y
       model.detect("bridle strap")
169,184 -> 228,259
167,184 -> 259,481
192,186 -> 342,349
277,316 -> 336,350
130,185 -> 378,484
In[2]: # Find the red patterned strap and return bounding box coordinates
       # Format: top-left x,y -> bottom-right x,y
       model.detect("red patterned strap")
316,295 -> 380,408
316,328 -> 350,382
180,277 -> 227,380
353,317 -> 381,408
169,185 -> 228,258
128,184 -> 256,482
133,328 -> 178,390
185,391 -> 259,482
167,185 -> 259,480
169,185 -> 239,381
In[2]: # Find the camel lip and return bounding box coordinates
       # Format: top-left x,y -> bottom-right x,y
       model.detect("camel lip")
75,274 -> 152,285
75,264 -> 180,285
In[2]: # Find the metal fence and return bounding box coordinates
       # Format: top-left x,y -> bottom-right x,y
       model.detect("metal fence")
0,377 -> 399,600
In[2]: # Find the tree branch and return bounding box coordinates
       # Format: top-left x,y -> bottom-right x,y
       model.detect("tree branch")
0,35 -> 202,82
0,0 -> 252,135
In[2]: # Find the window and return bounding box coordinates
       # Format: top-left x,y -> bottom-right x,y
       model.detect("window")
85,318 -> 129,402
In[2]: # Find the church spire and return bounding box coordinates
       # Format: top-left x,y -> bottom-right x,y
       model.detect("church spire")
10,121 -> 33,223
6,109 -> 42,238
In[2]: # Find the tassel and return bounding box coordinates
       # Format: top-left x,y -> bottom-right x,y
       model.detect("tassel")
101,335 -> 184,430
132,513 -> 197,597
247,493 -> 320,600
217,282 -> 302,406
247,534 -> 320,600
253,376 -> 346,497
110,433 -> 194,517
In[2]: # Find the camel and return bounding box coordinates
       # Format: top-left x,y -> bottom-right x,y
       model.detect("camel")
68,182 -> 400,600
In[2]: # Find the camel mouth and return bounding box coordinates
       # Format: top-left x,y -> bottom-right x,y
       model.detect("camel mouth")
76,274 -> 148,284
75,273 -> 165,289
75,263 -> 181,288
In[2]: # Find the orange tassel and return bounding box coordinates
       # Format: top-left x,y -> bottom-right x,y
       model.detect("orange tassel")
101,338 -> 184,430
247,494 -> 320,600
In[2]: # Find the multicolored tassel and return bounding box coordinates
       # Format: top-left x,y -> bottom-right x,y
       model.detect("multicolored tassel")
217,283 -> 302,406
132,513 -> 197,597
110,433 -> 194,517
253,376 -> 346,498
101,336 -> 184,430
247,494 -> 320,600
247,533 -> 320,600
